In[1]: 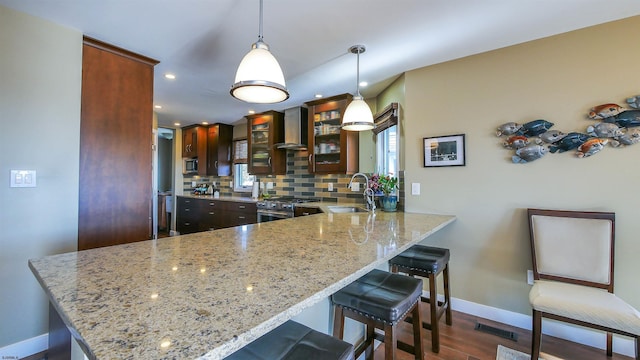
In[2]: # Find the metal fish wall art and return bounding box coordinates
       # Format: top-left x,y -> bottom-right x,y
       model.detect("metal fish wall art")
627,95 -> 640,109
512,144 -> 547,163
576,138 -> 607,158
497,93 -> 640,163
588,103 -> 624,119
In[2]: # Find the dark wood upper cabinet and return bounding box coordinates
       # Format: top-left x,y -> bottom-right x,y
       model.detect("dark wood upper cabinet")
78,36 -> 158,251
305,93 -> 359,174
182,125 -> 207,159
206,123 -> 233,176
247,111 -> 286,175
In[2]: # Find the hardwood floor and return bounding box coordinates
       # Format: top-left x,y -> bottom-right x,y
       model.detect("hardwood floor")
373,306 -> 634,360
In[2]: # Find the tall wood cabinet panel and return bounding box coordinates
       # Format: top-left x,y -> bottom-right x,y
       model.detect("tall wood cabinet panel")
207,123 -> 233,176
305,93 -> 359,174
79,37 -> 158,250
247,111 -> 286,175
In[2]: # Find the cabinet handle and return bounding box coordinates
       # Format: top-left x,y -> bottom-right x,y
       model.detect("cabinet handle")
238,216 -> 246,219
209,212 -> 214,215
185,208 -> 190,212
209,202 -> 215,206
268,156 -> 272,167
238,205 -> 246,209
302,212 -> 310,216
185,200 -> 191,203
215,160 -> 218,169
185,222 -> 191,225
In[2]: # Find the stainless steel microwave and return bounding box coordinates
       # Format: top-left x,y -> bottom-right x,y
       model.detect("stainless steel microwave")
183,158 -> 198,174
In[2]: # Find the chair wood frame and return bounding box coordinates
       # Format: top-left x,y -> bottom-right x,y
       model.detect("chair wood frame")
333,300 -> 425,360
527,208 -> 639,360
390,262 -> 452,353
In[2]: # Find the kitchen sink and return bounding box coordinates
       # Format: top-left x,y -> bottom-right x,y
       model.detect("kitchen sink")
327,206 -> 368,213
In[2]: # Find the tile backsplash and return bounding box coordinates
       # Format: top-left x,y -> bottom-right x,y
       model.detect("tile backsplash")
183,151 -> 404,209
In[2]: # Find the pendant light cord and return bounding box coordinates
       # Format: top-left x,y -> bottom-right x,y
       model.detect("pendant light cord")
258,0 -> 264,42
356,49 -> 361,96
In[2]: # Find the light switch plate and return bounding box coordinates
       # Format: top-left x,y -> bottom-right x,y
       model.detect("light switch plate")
411,183 -> 420,195
328,183 -> 333,191
10,170 -> 36,187
351,182 -> 360,192
266,182 -> 274,189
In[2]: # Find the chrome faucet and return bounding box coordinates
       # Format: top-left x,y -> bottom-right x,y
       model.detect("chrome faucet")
347,172 -> 376,211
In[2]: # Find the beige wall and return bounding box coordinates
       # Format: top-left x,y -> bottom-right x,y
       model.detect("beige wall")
404,16 -> 640,314
0,6 -> 82,347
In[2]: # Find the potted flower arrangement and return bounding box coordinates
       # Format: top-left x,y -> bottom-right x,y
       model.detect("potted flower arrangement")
369,173 -> 398,211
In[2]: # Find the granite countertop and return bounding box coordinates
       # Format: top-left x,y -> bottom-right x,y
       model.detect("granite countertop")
29,211 -> 455,359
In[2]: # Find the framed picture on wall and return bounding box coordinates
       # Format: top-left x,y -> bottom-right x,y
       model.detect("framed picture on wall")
423,134 -> 466,167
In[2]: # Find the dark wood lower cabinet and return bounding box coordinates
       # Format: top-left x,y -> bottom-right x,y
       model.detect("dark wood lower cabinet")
177,197 -> 257,234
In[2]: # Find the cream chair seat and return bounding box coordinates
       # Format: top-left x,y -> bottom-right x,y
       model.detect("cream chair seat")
527,208 -> 640,360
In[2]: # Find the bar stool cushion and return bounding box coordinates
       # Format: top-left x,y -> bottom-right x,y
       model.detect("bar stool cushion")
331,269 -> 422,325
390,245 -> 450,275
225,320 -> 355,360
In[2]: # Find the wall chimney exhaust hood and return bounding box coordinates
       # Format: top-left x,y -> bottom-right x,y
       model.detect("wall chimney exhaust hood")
275,107 -> 309,150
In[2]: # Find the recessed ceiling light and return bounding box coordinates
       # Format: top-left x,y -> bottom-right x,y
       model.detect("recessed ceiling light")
164,73 -> 176,80
315,94 -> 323,98
173,122 -> 181,126
154,105 -> 162,109
248,110 -> 256,115
359,81 -> 368,87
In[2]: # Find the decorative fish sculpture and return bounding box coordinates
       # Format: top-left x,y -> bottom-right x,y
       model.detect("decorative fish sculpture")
512,144 -> 547,163
588,103 -> 624,119
605,110 -> 640,128
548,132 -> 592,153
496,122 -> 522,137
626,95 -> 640,109
576,138 -> 608,158
515,119 -> 554,137
611,128 -> 640,147
503,135 -> 529,149
586,122 -> 624,138
538,130 -> 567,144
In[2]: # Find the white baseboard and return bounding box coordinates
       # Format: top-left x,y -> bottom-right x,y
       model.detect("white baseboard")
0,333 -> 47,359
450,295 -> 637,358
3,296 -> 636,359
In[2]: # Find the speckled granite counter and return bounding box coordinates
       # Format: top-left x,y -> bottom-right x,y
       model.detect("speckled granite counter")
29,211 -> 455,359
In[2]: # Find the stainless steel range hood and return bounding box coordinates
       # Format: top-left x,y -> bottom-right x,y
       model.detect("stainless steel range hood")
275,107 -> 309,150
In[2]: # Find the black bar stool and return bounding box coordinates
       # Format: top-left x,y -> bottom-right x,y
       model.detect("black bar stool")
389,245 -> 452,353
331,269 -> 425,360
225,320 -> 354,360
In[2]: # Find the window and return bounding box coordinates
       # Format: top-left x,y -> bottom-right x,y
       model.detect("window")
232,139 -> 255,192
373,103 -> 399,175
376,125 -> 397,175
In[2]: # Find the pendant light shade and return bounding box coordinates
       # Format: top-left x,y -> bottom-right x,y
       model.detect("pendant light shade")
342,45 -> 374,131
230,0 -> 289,103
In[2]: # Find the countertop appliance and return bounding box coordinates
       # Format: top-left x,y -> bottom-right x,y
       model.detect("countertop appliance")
256,197 -> 318,222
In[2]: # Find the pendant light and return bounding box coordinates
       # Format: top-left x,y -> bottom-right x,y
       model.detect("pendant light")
230,0 -> 289,104
341,45 -> 374,131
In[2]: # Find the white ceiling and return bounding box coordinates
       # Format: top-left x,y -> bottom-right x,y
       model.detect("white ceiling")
2,0 -> 640,128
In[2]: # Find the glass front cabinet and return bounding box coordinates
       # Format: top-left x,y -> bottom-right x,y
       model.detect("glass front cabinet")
305,93 -> 359,174
247,110 -> 286,175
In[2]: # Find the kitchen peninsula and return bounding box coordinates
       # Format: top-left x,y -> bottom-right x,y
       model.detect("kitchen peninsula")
29,210 -> 455,359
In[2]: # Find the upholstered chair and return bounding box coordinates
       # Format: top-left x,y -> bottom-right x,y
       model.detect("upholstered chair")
527,208 -> 640,359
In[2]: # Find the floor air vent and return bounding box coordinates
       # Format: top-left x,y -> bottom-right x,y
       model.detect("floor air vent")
474,322 -> 518,341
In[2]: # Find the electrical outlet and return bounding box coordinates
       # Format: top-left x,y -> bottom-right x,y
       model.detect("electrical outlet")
266,182 -> 274,189
411,183 -> 420,195
527,270 -> 534,285
191,181 -> 196,187
328,183 -> 333,191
